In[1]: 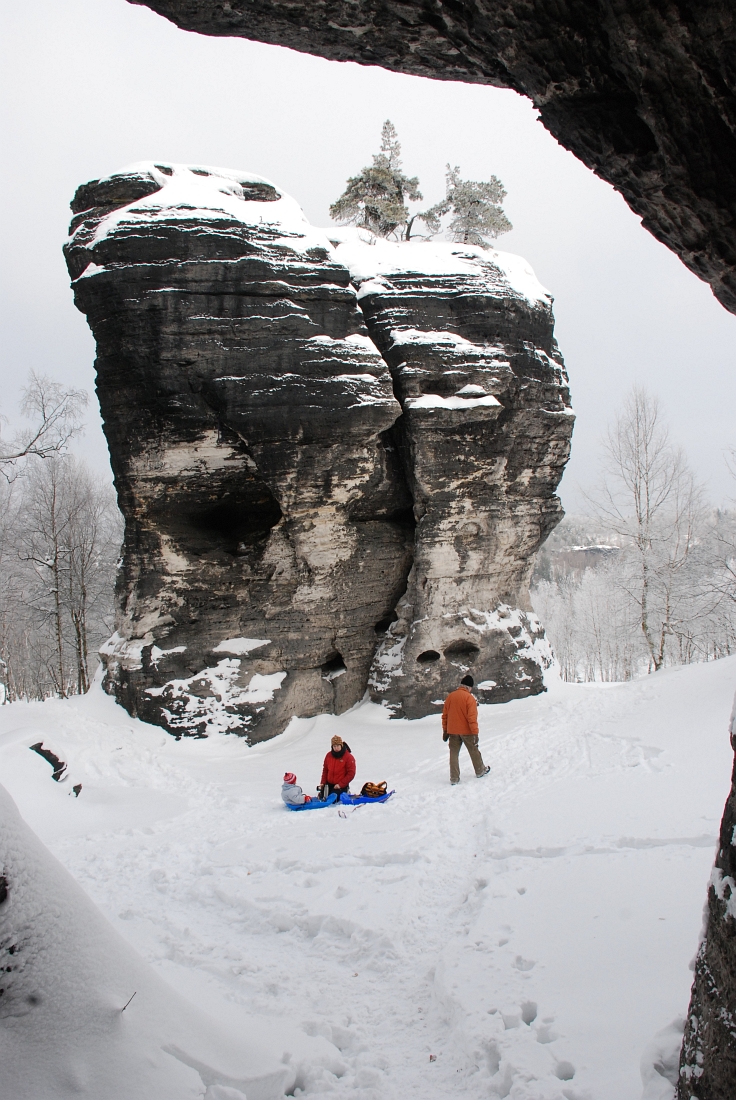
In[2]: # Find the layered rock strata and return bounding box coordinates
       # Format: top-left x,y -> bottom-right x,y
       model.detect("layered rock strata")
132,0 -> 736,318
332,236 -> 570,717
65,163 -> 572,740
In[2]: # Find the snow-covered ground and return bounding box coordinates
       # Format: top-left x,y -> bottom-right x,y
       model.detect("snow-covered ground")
1,658 -> 734,1100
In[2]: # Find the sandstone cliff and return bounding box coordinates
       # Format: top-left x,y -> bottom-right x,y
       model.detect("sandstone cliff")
65,163 -> 572,741
332,235 -> 570,717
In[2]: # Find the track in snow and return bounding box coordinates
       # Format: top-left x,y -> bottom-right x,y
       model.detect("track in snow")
0,658 -> 733,1099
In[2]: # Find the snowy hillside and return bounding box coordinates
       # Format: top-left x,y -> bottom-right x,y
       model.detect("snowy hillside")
1,658 -> 734,1100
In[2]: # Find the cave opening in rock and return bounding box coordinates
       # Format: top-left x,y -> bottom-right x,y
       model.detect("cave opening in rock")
186,494 -> 282,554
157,480 -> 283,557
321,652 -> 347,680
375,610 -> 399,634
417,650 -> 441,664
443,641 -> 480,663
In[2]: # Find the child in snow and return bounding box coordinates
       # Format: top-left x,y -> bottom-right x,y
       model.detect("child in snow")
318,735 -> 356,800
281,772 -> 312,806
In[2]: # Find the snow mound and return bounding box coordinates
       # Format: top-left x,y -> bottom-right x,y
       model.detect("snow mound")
0,781 -> 336,1100
2,657 -> 734,1100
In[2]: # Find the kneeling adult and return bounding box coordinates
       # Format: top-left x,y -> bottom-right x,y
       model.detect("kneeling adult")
319,735 -> 355,800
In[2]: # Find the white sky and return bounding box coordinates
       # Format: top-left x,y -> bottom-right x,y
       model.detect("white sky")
3,0 -> 736,512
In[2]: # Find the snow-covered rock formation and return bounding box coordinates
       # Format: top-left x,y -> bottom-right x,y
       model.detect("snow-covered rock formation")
65,163 -> 572,739
333,234 -> 570,717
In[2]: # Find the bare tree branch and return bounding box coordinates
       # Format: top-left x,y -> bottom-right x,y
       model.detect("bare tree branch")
0,373 -> 88,478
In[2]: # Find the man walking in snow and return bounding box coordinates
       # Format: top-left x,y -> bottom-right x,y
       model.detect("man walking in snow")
442,675 -> 490,786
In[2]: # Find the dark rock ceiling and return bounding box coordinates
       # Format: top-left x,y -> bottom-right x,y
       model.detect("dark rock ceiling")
129,0 -> 736,317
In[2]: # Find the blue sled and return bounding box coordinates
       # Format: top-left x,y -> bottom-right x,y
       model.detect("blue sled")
284,793 -> 337,811
339,791 -> 394,805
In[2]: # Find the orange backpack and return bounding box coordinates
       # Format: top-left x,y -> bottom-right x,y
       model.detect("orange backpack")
360,781 -> 388,799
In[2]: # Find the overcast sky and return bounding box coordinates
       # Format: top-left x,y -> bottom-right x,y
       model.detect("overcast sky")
3,0 -> 736,513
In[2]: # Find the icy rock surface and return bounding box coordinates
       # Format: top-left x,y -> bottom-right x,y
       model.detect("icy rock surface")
65,164 -> 572,738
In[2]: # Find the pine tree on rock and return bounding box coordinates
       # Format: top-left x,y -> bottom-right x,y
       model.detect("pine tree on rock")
443,165 -> 512,246
329,120 -> 422,239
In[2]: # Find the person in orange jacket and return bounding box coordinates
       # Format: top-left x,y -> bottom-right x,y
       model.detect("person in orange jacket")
441,675 -> 490,785
318,735 -> 356,800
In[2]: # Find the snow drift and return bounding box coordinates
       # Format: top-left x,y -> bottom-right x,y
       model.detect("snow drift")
0,781 -> 340,1100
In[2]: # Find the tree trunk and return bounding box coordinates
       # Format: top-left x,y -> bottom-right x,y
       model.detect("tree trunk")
49,484 -> 66,699
640,555 -> 663,671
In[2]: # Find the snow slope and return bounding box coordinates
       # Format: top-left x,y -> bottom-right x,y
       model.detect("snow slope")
1,658 -> 734,1100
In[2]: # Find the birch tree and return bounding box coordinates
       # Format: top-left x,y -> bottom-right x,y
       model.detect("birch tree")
13,456 -> 120,698
0,373 -> 87,479
585,388 -> 706,671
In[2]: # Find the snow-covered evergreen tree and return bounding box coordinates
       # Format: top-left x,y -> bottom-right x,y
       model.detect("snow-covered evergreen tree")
443,165 -> 512,246
329,120 -> 422,239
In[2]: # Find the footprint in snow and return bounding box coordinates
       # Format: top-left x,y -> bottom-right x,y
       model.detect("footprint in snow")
536,1019 -> 559,1044
512,955 -> 536,971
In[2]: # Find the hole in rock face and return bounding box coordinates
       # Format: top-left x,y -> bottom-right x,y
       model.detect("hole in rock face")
157,476 -> 283,558
187,495 -> 283,554
444,640 -> 480,663
417,650 -> 441,664
375,611 -> 399,634
321,652 -> 347,680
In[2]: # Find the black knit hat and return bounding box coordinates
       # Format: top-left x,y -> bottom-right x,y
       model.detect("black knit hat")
461,675 -> 474,687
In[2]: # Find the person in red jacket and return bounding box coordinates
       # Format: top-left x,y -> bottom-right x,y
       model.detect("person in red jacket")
442,675 -> 490,785
319,735 -> 356,800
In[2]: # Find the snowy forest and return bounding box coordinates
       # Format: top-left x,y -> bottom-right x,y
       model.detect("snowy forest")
0,375 -> 120,702
531,388 -> 736,682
